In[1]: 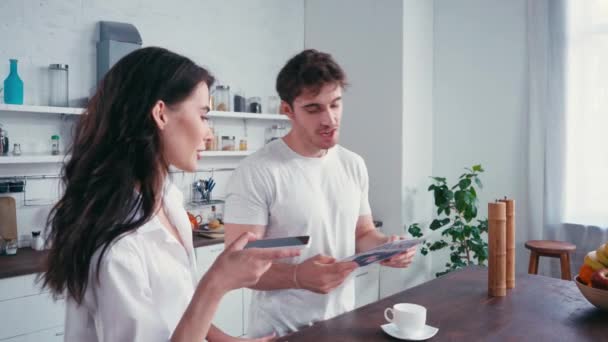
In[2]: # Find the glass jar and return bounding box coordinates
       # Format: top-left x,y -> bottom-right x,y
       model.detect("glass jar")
239,138 -> 248,151
221,136 -> 235,151
248,97 -> 262,113
267,95 -> 280,114
51,135 -> 60,155
12,143 -> 20,156
5,238 -> 18,255
213,85 -> 230,111
233,90 -> 247,112
32,231 -> 44,251
49,64 -> 69,107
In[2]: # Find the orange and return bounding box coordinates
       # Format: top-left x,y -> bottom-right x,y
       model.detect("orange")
579,264 -> 594,286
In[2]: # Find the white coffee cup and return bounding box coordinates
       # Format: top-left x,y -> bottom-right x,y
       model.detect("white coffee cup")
384,303 -> 426,334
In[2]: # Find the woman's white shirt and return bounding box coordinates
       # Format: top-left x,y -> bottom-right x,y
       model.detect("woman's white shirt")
64,183 -> 198,342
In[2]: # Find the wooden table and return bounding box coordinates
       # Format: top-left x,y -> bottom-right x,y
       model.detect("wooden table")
280,266 -> 607,341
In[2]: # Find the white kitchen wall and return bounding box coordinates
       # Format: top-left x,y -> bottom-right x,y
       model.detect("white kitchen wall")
432,0 -> 528,274
0,0 -> 304,244
305,0 -> 435,297
395,0 -> 434,294
1,0 -> 534,286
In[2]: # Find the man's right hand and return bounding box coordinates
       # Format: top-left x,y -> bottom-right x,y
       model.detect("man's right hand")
295,254 -> 358,294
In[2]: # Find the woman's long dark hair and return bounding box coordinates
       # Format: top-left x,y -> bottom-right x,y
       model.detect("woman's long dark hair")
43,47 -> 214,302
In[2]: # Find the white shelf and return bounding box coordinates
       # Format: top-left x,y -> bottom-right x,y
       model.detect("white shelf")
0,154 -> 68,164
0,104 -> 85,115
0,151 -> 253,164
209,111 -> 289,121
0,106 -> 288,121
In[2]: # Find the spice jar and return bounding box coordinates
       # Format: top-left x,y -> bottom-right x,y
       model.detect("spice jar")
239,138 -> 248,151
0,125 -> 9,155
5,239 -> 18,255
213,85 -> 231,111
221,136 -> 235,151
49,64 -> 69,107
248,97 -> 262,113
233,91 -> 247,112
12,143 -> 21,156
51,135 -> 60,155
267,95 -> 280,114
31,231 -> 44,251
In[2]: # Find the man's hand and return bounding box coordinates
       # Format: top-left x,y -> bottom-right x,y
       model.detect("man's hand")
380,235 -> 417,268
295,255 -> 358,294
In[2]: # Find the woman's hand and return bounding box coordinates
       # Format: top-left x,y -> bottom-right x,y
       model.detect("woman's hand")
208,232 -> 301,291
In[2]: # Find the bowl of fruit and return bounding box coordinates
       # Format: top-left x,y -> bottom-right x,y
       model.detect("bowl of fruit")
575,243 -> 608,311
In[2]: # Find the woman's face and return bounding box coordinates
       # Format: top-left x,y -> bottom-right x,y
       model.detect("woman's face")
158,82 -> 214,172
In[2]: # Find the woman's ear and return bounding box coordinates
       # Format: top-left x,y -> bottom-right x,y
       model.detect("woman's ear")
151,100 -> 169,130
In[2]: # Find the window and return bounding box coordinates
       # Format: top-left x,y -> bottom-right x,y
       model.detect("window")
564,0 -> 608,226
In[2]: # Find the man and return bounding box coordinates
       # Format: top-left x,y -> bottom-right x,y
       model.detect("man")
223,49 -> 416,337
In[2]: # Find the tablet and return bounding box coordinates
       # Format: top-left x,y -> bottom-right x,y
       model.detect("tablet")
341,238 -> 425,267
244,235 -> 311,250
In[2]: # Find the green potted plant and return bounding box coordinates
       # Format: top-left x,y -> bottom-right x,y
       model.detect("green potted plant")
407,165 -> 488,277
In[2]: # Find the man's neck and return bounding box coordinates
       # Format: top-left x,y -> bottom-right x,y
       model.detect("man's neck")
282,131 -> 327,158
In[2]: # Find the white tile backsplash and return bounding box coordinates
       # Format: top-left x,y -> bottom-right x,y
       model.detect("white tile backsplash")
0,0 -> 304,244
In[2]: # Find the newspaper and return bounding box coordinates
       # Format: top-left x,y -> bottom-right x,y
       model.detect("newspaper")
341,238 -> 425,267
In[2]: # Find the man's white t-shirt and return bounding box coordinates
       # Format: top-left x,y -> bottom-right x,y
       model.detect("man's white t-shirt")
224,138 -> 372,337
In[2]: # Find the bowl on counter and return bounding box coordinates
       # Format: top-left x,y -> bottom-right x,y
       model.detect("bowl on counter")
575,275 -> 608,311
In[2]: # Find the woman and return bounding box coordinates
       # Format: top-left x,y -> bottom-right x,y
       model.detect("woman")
42,47 -> 298,342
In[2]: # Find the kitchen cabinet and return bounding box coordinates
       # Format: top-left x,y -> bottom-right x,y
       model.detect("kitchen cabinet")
0,243 -> 378,340
195,244 -> 244,337
0,274 -> 64,341
354,264 -> 380,308
0,325 -> 64,342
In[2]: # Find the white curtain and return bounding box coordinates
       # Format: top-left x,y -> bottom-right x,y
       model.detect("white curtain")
526,0 -> 608,278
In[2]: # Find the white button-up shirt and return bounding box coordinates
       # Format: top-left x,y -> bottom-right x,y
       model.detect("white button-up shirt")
64,182 -> 199,342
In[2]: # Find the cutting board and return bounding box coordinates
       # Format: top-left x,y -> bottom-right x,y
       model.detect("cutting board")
0,197 -> 17,240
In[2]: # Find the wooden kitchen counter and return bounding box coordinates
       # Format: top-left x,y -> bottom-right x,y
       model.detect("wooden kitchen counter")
0,234 -> 223,279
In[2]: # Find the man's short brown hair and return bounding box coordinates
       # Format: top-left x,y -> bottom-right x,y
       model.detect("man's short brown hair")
276,49 -> 347,105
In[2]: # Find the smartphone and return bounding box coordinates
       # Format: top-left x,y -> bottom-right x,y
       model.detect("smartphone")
244,235 -> 311,250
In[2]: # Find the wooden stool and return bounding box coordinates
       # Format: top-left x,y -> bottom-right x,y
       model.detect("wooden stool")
525,240 -> 576,280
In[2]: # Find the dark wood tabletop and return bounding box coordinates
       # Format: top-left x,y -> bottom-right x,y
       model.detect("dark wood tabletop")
0,235 -> 223,279
280,266 -> 608,342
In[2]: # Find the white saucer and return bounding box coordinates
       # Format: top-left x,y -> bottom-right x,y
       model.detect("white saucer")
381,323 -> 438,341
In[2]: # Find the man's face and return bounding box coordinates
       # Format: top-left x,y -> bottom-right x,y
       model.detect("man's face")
282,83 -> 343,151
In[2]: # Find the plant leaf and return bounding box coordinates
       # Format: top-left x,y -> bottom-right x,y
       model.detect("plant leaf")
458,178 -> 472,190
472,164 -> 484,172
429,218 -> 450,230
407,223 -> 423,237
429,240 -> 449,251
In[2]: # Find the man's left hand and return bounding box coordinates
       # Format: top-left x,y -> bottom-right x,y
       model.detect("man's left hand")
380,235 -> 417,268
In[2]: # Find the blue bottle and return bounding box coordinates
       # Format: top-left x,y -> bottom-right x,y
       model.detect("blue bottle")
3,59 -> 24,105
